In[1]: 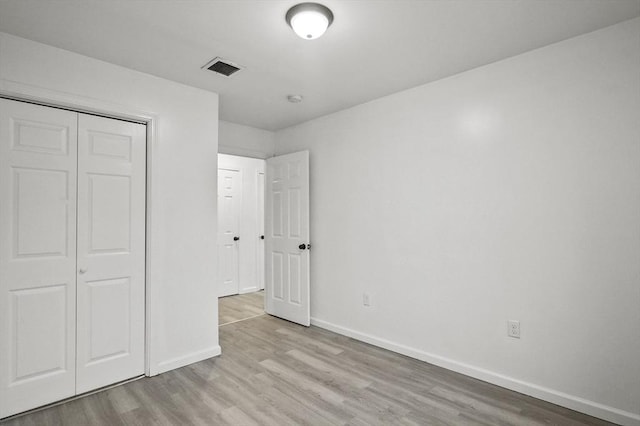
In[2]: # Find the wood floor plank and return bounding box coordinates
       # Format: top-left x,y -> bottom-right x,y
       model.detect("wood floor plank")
286,349 -> 372,389
219,290 -> 265,325
1,312 -> 617,426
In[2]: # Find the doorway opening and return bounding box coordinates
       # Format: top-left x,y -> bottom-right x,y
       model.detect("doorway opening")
0,97 -> 148,419
216,150 -> 311,329
219,290 -> 265,326
217,154 -> 266,327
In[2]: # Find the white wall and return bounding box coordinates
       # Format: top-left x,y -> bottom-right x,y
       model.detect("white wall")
218,154 -> 265,295
275,18 -> 640,426
0,32 -> 220,374
219,120 -> 275,159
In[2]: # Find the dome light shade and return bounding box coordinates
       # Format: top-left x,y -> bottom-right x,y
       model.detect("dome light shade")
286,3 -> 334,40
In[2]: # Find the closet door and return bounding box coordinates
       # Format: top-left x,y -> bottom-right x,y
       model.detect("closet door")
75,114 -> 146,393
0,99 -> 78,418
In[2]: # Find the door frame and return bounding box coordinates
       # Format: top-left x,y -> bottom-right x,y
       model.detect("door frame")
0,80 -> 157,377
217,154 -> 266,297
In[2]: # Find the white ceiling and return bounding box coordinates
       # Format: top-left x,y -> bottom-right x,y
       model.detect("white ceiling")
0,0 -> 638,131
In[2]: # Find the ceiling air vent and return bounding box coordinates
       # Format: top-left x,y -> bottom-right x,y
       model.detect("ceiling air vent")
202,57 -> 243,77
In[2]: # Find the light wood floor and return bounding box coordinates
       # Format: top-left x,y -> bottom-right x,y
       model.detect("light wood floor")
1,314 -> 614,426
219,290 -> 264,325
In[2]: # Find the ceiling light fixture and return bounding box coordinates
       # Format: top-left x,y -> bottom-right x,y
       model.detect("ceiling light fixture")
286,3 -> 334,40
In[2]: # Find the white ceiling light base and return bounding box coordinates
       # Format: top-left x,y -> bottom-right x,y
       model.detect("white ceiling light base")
286,3 -> 334,40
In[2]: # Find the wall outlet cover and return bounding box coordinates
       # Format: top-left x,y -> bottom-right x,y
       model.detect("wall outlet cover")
363,293 -> 371,307
508,320 -> 521,338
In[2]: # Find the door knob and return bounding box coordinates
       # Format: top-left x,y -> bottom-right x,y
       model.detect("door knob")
79,268 -> 87,274
234,236 -> 240,241
260,235 -> 264,240
298,243 -> 306,250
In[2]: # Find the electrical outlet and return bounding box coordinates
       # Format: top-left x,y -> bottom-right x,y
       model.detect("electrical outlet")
363,292 -> 371,307
508,320 -> 520,338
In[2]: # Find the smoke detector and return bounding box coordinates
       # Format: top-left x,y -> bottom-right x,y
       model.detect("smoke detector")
202,57 -> 243,77
287,94 -> 304,103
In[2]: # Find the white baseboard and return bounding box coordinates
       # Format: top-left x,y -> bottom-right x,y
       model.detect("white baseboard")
239,286 -> 259,294
311,317 -> 639,426
154,345 -> 222,375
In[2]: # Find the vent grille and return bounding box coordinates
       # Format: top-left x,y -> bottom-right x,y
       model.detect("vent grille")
202,57 -> 243,77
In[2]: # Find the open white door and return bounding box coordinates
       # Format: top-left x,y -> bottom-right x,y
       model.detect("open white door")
265,151 -> 310,326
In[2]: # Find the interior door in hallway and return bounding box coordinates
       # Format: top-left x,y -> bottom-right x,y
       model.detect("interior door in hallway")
0,99 -> 78,418
218,168 -> 241,297
265,151 -> 310,326
257,171 -> 265,291
75,114 -> 146,394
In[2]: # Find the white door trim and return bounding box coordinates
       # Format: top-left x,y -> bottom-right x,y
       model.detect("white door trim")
0,79 -> 159,376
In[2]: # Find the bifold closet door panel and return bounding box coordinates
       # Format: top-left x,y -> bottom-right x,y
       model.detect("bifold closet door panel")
0,99 -> 78,418
75,114 -> 146,394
